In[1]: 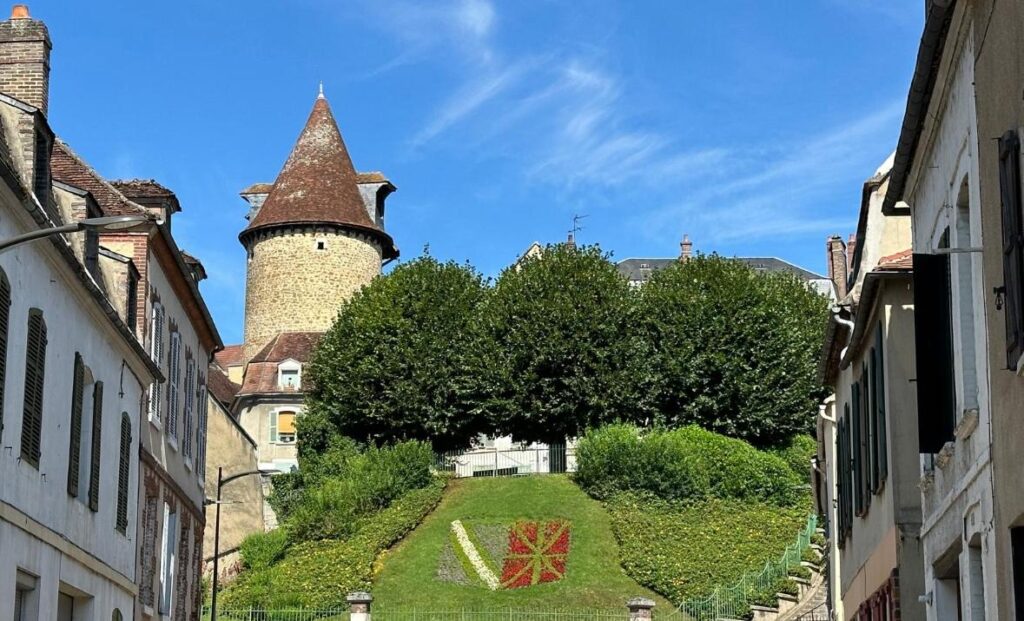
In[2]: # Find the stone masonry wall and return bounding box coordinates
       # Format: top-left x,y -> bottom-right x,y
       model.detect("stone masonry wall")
242,227 -> 382,361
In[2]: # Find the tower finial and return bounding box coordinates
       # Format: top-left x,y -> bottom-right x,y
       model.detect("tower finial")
318,81 -> 325,99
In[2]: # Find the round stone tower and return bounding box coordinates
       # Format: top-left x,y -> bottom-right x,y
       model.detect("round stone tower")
239,92 -> 398,362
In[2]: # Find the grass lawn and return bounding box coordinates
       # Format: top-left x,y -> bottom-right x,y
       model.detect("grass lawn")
372,476 -> 672,611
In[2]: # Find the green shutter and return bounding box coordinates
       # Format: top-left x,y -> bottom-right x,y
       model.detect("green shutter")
852,383 -> 862,515
88,381 -> 103,511
116,412 -> 131,533
67,353 -> 85,496
876,325 -> 888,482
21,309 -> 46,467
0,270 -> 10,441
868,356 -> 879,495
270,411 -> 278,443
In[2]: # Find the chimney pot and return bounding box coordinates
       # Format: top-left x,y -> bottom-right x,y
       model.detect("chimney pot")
679,234 -> 693,262
10,4 -> 29,18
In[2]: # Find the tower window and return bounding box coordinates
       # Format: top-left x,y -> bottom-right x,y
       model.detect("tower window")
315,239 -> 327,251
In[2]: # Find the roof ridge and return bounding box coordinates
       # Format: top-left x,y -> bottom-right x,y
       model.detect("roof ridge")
53,139 -> 149,216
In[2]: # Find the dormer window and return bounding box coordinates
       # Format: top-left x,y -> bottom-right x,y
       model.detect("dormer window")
278,360 -> 301,390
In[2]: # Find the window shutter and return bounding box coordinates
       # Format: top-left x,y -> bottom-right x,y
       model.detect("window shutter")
270,411 -> 278,443
867,357 -> 879,495
875,326 -> 888,482
999,130 -> 1024,368
21,310 -> 46,467
913,253 -> 957,453
116,412 -> 131,533
0,270 -> 10,441
88,381 -> 103,511
852,383 -> 862,515
67,352 -> 85,496
1012,527 -> 1024,621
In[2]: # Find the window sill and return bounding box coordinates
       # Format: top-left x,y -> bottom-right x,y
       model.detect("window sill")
142,605 -> 155,618
954,409 -> 979,441
183,457 -> 192,472
149,417 -> 162,431
167,436 -> 178,452
935,441 -> 956,469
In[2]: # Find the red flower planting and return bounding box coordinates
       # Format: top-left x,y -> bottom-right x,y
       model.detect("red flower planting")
500,520 -> 571,589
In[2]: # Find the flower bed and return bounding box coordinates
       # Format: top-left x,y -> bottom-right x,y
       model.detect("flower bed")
439,519 -> 572,590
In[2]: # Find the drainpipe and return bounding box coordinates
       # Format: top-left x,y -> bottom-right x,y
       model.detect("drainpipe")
831,309 -> 856,363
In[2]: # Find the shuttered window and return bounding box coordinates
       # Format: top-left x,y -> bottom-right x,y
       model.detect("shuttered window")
197,372 -> 207,477
836,411 -> 847,546
148,304 -> 165,423
116,412 -> 131,533
999,129 -> 1024,368
0,269 -> 10,441
866,360 -> 878,495
913,253 -> 957,453
875,325 -> 888,484
852,382 -> 863,515
88,381 -> 103,511
167,331 -> 181,440
20,309 -> 46,468
67,352 -> 85,496
1012,527 -> 1024,621
182,357 -> 195,459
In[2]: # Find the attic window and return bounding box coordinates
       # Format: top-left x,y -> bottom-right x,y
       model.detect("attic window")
315,239 -> 327,251
278,360 -> 302,390
640,263 -> 649,269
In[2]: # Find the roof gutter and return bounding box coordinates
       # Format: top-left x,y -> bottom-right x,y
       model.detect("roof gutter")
883,0 -> 957,213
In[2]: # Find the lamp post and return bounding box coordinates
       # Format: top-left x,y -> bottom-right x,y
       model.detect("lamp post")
209,467 -> 278,621
0,214 -> 149,253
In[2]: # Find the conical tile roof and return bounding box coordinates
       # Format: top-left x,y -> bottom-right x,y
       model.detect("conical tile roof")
241,95 -> 396,257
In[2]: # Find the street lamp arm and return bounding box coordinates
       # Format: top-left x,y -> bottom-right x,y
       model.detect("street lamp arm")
0,222 -> 82,252
220,469 -> 274,486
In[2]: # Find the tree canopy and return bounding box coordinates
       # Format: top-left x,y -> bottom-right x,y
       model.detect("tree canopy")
302,255 -> 490,452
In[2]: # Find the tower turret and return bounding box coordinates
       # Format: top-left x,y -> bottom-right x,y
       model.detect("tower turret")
239,93 -> 398,361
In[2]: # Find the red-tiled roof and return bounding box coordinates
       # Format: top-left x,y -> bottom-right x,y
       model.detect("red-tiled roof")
250,331 -> 323,364
208,366 -> 240,410
51,141 -> 148,217
111,179 -> 175,198
240,96 -> 397,258
242,173 -> 391,197
876,249 -> 913,271
214,344 -> 244,369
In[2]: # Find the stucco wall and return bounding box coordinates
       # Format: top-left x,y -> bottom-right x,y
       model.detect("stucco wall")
203,395 -> 264,582
236,399 -> 303,471
903,12 -> 999,620
971,0 -> 1024,615
242,228 -> 382,361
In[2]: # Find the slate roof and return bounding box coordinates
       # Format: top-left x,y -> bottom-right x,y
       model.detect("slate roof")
240,95 -> 397,258
616,256 -> 825,283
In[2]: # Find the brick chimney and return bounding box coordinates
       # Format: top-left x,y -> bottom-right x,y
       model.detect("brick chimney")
679,234 -> 693,262
846,234 -> 858,280
826,235 -> 848,299
0,5 -> 51,114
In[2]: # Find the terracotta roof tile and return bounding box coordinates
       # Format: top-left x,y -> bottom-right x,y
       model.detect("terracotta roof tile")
110,179 -> 175,198
876,249 -> 913,271
214,344 -> 244,369
238,361 -> 288,396
240,182 -> 274,195
208,365 -> 240,410
240,96 -> 397,258
249,332 -> 323,364
242,173 -> 389,197
51,141 -> 148,217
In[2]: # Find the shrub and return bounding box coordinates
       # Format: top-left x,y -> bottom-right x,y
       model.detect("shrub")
607,493 -> 810,606
575,424 -> 801,506
220,478 -> 447,609
771,434 -> 817,484
286,440 -> 434,542
239,528 -> 289,571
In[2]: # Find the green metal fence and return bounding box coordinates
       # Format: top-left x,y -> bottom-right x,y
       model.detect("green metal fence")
202,610 -> 347,621
204,609 -> 624,621
662,514 -> 819,620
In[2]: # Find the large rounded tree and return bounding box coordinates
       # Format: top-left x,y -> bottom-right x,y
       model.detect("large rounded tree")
302,255 -> 490,452
480,243 -> 645,444
637,254 -> 829,447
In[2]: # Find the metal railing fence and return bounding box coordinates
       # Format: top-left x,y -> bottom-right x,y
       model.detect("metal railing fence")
203,609 -> 625,621
434,445 -> 575,478
202,610 -> 347,621
662,514 -> 819,620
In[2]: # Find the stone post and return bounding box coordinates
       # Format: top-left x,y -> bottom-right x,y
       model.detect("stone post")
626,597 -> 655,621
347,591 -> 373,621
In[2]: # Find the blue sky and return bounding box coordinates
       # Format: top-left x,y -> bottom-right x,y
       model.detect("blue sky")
35,1 -> 922,345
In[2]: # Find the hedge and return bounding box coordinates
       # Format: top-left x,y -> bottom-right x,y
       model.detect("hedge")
606,493 -> 809,606
770,434 -> 817,485
219,477 -> 448,609
575,424 -> 803,506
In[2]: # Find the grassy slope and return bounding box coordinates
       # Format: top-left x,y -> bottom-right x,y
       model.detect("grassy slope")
372,476 -> 672,610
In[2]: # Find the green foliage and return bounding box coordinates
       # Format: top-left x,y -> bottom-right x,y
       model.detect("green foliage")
788,565 -> 812,580
574,424 -> 802,506
219,478 -> 447,609
637,255 -> 830,447
771,434 -> 818,484
811,532 -> 826,548
304,255 -> 491,452
480,244 -> 644,444
607,494 -> 809,605
239,528 -> 289,572
287,440 -> 434,542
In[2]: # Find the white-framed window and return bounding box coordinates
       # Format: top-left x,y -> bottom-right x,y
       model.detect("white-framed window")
148,303 -> 165,424
166,331 -> 181,443
14,570 -> 38,621
278,360 -> 301,390
158,502 -> 177,616
270,409 -> 298,444
182,357 -> 195,460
